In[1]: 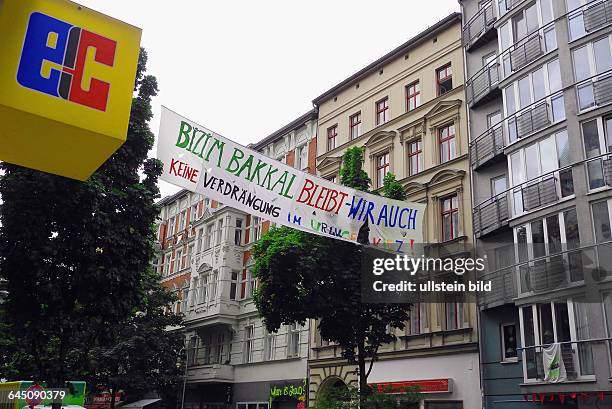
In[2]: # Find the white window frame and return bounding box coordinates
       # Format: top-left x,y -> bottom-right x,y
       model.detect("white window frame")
244,325 -> 255,363
518,299 -> 594,383
263,331 -> 276,361
512,208 -> 582,295
251,216 -> 262,242
572,35 -> 612,112
287,323 -> 301,357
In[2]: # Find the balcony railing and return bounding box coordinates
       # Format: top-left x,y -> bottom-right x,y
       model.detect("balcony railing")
569,0 -> 612,41
477,266 -> 516,307
470,122 -> 505,169
463,1 -> 497,50
512,167 -> 573,217
473,192 -> 510,238
466,62 -> 500,107
500,21 -> 557,79
576,70 -> 612,112
186,363 -> 234,383
506,92 -> 564,144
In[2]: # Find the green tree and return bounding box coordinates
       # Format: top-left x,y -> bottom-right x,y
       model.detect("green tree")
253,147 -> 410,400
380,173 -> 406,201
0,48 -> 182,404
92,268 -> 185,408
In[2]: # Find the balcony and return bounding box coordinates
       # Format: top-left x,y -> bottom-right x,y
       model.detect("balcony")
473,192 -> 510,238
463,1 -> 497,51
466,62 -> 501,107
500,21 -> 556,80
187,364 -> 234,383
585,0 -> 612,31
521,340 -> 597,383
506,92 -> 565,145
470,122 -> 505,169
477,266 -> 516,307
576,70 -> 612,112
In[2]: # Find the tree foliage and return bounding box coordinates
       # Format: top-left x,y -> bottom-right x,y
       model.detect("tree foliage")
253,147 -> 411,398
311,384 -> 419,409
0,48 -> 183,406
380,173 -> 406,201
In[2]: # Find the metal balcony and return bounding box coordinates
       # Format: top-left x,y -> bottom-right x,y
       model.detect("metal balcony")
470,123 -> 505,169
477,266 -> 516,308
520,176 -> 558,212
507,101 -> 551,142
576,71 -> 612,112
463,1 -> 497,51
498,0 -> 523,16
473,193 -> 510,238
510,35 -> 543,72
584,0 -> 612,33
466,62 -> 501,107
187,364 -> 234,383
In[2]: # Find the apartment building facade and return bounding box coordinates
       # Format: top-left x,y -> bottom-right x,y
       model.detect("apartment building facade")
310,13 -> 480,409
154,110 -> 318,409
461,0 -> 612,407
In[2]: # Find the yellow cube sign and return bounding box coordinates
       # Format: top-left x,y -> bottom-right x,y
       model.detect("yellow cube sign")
0,0 -> 141,180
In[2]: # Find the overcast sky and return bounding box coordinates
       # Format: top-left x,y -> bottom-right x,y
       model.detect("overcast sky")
76,0 -> 460,198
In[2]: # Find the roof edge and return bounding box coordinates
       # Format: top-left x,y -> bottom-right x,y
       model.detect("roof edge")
250,108 -> 318,150
312,12 -> 461,106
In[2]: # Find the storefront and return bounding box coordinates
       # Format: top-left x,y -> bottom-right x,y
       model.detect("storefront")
368,352 -> 481,409
184,379 -> 305,409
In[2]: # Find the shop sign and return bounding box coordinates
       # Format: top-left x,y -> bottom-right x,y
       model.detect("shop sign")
0,0 -> 141,180
371,378 -> 452,394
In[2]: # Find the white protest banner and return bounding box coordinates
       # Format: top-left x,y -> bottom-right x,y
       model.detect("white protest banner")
157,106 -> 426,253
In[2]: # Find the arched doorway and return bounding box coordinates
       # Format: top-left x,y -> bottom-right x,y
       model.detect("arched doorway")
317,377 -> 350,405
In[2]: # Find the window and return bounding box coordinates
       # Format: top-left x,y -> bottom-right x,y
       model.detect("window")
441,195 -> 459,242
230,272 -> 238,301
582,116 -> 612,190
406,81 -> 421,111
263,331 -> 276,361
573,36 -> 612,110
198,274 -> 208,304
408,139 -> 423,176
240,270 -> 250,299
287,323 -> 300,356
520,299 -> 594,381
186,245 -> 193,268
204,224 -> 213,250
406,303 -> 428,335
167,217 -> 175,237
251,216 -> 262,241
175,249 -> 182,272
234,218 -> 243,245
592,199 -> 612,243
210,333 -> 225,364
179,210 -> 186,231
190,277 -> 199,306
491,176 -> 507,197
187,336 -> 198,366
216,219 -> 224,244
326,175 -> 337,184
514,208 -> 583,294
375,97 -> 389,125
603,292 -> 612,367
206,272 -> 215,302
349,112 -> 362,140
567,0 -> 607,40
190,204 -> 197,222
509,130 -> 573,214
439,124 -> 456,163
436,64 -> 453,96
164,253 -> 171,275
501,323 -> 518,361
296,145 -> 308,170
375,152 -> 390,188
445,302 -> 464,330
244,325 -> 255,363
327,125 -> 337,151
196,228 -> 204,253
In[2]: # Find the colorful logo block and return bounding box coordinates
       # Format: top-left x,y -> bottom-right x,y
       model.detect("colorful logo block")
17,12 -> 117,111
